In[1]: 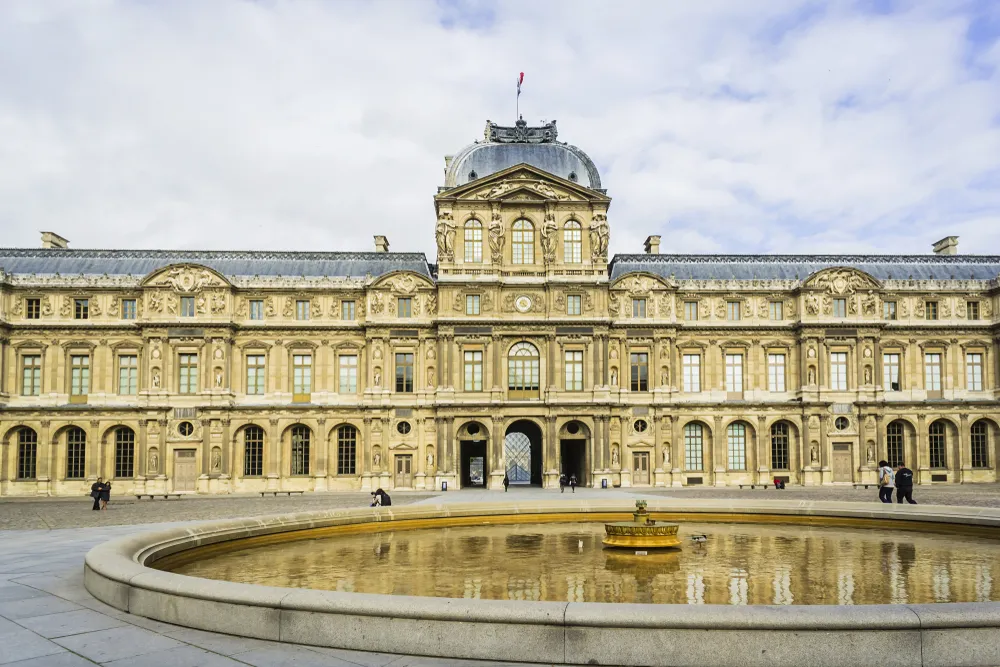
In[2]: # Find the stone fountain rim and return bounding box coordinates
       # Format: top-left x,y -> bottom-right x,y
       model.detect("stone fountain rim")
83,499 -> 1000,666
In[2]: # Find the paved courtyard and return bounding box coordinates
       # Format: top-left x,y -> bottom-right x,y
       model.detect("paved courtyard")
1,484 -> 999,665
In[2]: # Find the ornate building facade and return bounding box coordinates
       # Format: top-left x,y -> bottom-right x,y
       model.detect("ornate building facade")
1,119 -> 998,496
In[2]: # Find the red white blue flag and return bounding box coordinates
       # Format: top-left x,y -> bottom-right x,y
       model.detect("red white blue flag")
517,72 -> 524,97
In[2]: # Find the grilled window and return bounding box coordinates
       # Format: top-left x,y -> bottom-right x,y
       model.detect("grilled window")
243,426 -> 264,476
290,425 -> 310,476
17,428 -> 37,480
337,425 -> 357,475
114,427 -> 135,478
66,427 -> 86,479
770,422 -> 789,470
684,423 -> 704,471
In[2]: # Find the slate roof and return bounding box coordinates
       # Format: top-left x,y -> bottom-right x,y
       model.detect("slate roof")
609,255 -> 1000,282
0,249 -> 433,280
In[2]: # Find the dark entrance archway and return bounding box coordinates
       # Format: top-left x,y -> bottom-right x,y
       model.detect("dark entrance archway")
560,420 -> 590,487
458,421 -> 488,488
504,419 -> 543,485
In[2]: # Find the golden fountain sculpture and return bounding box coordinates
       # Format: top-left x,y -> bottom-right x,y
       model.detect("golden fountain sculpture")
602,500 -> 681,549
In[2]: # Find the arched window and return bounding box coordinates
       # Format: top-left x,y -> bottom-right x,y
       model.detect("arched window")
17,428 -> 37,480
291,425 -> 310,476
337,425 -> 357,475
684,423 -> 703,471
727,423 -> 747,471
770,422 -> 789,471
971,420 -> 990,468
115,427 -> 135,478
563,221 -> 582,263
886,421 -> 905,467
928,420 -> 947,469
244,426 -> 264,477
464,219 -> 483,263
66,427 -> 86,479
508,342 -> 540,398
512,220 -> 534,264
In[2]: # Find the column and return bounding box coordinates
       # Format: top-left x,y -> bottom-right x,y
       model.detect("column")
315,418 -> 328,479
88,420 -> 100,481
546,415 -> 557,480
492,335 -> 502,390
446,417 -> 455,474
266,418 -> 279,490
220,419 -> 231,478
958,414 -> 969,481
713,415 -> 724,485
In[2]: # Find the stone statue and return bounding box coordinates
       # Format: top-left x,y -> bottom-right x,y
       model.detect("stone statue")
488,216 -> 505,263
148,451 -> 158,473
211,449 -> 222,471
152,370 -> 161,389
810,445 -> 818,463
610,368 -> 618,386
805,294 -> 820,315
374,369 -> 381,387
864,366 -> 872,385
435,212 -> 456,261
589,214 -> 609,261
611,447 -> 620,467
540,216 -> 558,263
373,452 -> 381,468
808,367 -> 816,385
660,367 -> 669,386
215,369 -> 223,387
663,448 -> 670,467
426,452 -> 434,469
866,444 -> 874,463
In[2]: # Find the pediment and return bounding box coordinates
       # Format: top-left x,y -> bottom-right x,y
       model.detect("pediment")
371,270 -> 435,293
437,163 -> 610,203
804,267 -> 880,294
141,263 -> 231,292
610,272 -> 674,292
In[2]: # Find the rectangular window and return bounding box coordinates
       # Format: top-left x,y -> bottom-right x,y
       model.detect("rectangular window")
833,298 -> 847,318
682,354 -> 701,393
339,355 -> 357,393
25,298 -> 40,320
244,428 -> 264,477
925,353 -> 942,391
684,301 -> 698,321
929,424 -> 946,468
464,350 -> 483,391
21,355 -> 41,396
342,300 -> 356,320
293,354 -> 312,395
395,352 -> 414,392
296,300 -> 310,321
466,295 -> 480,315
74,299 -> 89,320
728,424 -> 747,471
725,354 -> 743,393
249,300 -> 264,321
179,353 -> 198,394
465,221 -> 483,263
767,353 -> 786,392
967,301 -> 980,321
966,353 -> 983,391
684,424 -> 703,471
17,430 -> 37,480
337,427 -> 357,475
70,355 -> 90,395
567,295 -> 582,316
769,301 -> 783,321
926,301 -> 938,320
397,298 -> 411,318
180,296 -> 195,317
115,429 -> 134,478
830,352 -> 848,390
565,350 -> 583,391
630,352 -> 648,392
632,298 -> 647,318
883,353 -> 901,391
971,424 -> 989,468
121,299 -> 137,320
118,355 -> 138,396
66,429 -> 86,479
886,423 -> 905,468
246,355 -> 265,395
726,301 -> 741,321
883,301 -> 897,320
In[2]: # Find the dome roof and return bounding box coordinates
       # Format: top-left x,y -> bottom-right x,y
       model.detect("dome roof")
444,119 -> 602,191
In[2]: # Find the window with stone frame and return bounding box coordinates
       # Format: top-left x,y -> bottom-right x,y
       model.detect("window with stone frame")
883,301 -> 897,320
829,352 -> 848,390
337,425 -> 357,475
925,301 -> 939,320
121,299 -> 137,320
725,354 -> 744,393
767,353 -> 786,392
925,352 -> 942,392
632,298 -> 647,318
339,354 -> 357,393
769,301 -> 783,321
928,420 -> 947,468
243,426 -> 264,477
25,298 -> 40,320
246,355 -> 265,395
296,300 -> 311,321
66,427 -> 86,479
341,300 -> 356,320
684,301 -> 698,321
180,297 -> 195,317
565,350 -> 584,391
178,353 -> 198,394
507,342 -> 540,398
684,423 -> 704,471
563,221 -> 582,263
883,353 -> 901,391
682,354 -> 701,392
70,355 -> 90,396
249,300 -> 264,320
512,219 -> 535,264
464,219 -> 483,263
967,301 -> 980,321
395,352 -> 414,392
466,294 -> 480,315
17,428 -> 37,480
464,350 -> 483,391
567,294 -> 582,316
630,352 -> 648,391
74,299 -> 89,320
118,355 -> 138,395
290,425 -> 310,476
293,354 -> 312,396
833,298 -> 847,318
886,421 -> 905,467
971,420 -> 990,468
726,301 -> 741,321
115,427 -> 135,478
727,422 -> 747,471
21,355 -> 41,396
966,352 -> 983,391
397,298 -> 412,318
770,422 -> 789,470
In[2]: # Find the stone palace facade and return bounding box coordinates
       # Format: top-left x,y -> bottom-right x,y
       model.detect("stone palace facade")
1,119 -> 998,496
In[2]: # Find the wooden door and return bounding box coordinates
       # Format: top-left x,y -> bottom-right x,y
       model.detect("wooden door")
832,444 -> 852,483
633,452 -> 650,485
395,455 -> 413,488
173,450 -> 197,492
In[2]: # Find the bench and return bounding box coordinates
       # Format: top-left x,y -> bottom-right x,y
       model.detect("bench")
853,483 -> 874,490
135,493 -> 183,500
738,484 -> 771,490
260,490 -> 305,497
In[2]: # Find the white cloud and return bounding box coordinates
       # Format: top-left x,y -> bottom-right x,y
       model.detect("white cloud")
0,0 -> 998,258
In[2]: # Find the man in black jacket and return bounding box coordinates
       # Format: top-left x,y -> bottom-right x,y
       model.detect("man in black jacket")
894,465 -> 916,504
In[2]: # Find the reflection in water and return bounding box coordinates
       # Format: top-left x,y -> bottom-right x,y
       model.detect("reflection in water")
166,522 -> 1000,606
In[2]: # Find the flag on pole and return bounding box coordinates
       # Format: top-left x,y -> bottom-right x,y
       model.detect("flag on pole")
517,72 -> 524,97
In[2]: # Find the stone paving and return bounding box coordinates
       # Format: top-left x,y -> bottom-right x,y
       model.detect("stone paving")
1,484 -> 999,665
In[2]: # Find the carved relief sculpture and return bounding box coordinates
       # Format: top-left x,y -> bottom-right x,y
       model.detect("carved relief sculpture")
435,211 -> 456,261
540,214 -> 558,263
211,448 -> 222,472
488,213 -> 505,263
861,291 -> 877,316
589,214 -> 609,261
805,294 -> 820,315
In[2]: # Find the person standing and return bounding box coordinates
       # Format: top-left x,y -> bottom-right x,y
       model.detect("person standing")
99,480 -> 112,510
569,474 -> 577,493
877,460 -> 895,503
894,465 -> 916,504
502,473 -> 509,492
559,473 -> 567,493
90,478 -> 103,511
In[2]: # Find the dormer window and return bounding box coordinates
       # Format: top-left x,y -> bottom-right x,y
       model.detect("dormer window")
468,170 -> 478,182
568,171 -> 578,182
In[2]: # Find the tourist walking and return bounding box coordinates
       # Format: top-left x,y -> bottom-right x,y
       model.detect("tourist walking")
569,474 -> 577,493
502,473 -> 509,492
99,480 -> 112,510
877,460 -> 895,503
894,465 -> 917,504
90,478 -> 103,511
559,473 -> 567,493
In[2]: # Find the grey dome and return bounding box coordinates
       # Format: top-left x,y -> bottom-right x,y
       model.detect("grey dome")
444,119 -> 602,190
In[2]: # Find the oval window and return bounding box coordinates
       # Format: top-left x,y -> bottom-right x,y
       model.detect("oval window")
835,417 -> 849,431
397,421 -> 411,435
178,422 -> 194,437
634,419 -> 648,433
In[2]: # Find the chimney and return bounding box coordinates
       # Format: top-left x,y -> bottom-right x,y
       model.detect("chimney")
41,232 -> 69,249
932,236 -> 959,255
644,235 -> 661,255
374,235 -> 389,253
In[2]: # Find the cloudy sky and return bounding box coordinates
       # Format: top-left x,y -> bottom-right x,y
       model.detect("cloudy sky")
2,0 -> 999,259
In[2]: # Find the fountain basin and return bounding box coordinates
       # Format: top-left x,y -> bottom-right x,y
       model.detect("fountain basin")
84,499 -> 1000,667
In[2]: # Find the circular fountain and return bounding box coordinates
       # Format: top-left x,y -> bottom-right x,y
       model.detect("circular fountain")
84,499 -> 1000,666
602,499 -> 680,549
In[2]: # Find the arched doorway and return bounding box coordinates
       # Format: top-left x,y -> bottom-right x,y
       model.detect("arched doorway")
458,421 -> 488,488
559,420 -> 590,487
504,420 -> 543,485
